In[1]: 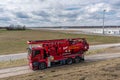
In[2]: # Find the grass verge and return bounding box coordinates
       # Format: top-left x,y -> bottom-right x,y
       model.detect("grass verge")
0,49 -> 102,69
86,49 -> 105,55
1,58 -> 120,80
0,58 -> 27,69
86,46 -> 120,55
0,46 -> 119,69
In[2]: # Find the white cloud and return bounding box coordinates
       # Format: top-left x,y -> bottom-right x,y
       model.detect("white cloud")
85,3 -> 104,13
0,0 -> 119,26
85,3 -> 111,13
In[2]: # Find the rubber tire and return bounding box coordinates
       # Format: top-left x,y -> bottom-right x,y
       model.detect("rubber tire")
32,62 -> 39,70
80,58 -> 85,61
66,58 -> 73,65
75,57 -> 80,63
39,62 -> 47,70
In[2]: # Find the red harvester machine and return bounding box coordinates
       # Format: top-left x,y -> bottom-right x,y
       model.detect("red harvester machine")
27,38 -> 89,70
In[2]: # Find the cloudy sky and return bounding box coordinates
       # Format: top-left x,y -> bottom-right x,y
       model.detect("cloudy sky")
0,0 -> 120,27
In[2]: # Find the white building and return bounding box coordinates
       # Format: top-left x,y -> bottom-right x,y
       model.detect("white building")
92,28 -> 120,35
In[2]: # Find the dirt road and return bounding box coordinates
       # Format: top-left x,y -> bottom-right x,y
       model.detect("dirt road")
0,43 -> 120,61
0,52 -> 120,79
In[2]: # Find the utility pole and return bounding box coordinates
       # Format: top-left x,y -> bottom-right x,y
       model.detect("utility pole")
103,9 -> 106,35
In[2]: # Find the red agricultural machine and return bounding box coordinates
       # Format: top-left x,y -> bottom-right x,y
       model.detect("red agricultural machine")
27,38 -> 89,70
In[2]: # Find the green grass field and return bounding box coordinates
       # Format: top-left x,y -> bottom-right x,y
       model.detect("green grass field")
0,29 -> 120,55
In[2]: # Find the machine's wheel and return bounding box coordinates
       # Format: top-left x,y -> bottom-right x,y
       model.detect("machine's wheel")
75,56 -> 80,63
39,62 -> 47,70
66,58 -> 73,65
80,58 -> 85,61
80,54 -> 85,61
32,62 -> 39,70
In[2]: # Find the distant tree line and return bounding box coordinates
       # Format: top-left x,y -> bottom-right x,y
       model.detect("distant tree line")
6,24 -> 26,30
0,27 -> 5,29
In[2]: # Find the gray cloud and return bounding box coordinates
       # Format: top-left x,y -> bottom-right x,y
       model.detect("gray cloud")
15,12 -> 30,18
32,10 -> 50,17
0,8 -> 4,12
0,0 -> 120,26
0,17 -> 11,21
